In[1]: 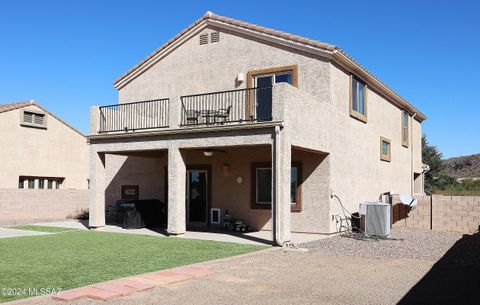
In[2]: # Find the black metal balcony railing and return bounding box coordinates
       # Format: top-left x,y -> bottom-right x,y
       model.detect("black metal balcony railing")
180,87 -> 273,126
98,99 -> 169,133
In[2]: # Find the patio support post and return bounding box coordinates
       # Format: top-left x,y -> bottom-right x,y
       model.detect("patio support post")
272,126 -> 292,246
89,151 -> 106,228
167,147 -> 186,235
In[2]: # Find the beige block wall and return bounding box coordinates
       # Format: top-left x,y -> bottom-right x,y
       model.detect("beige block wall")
328,63 -> 423,231
0,105 -> 89,189
393,195 -> 480,233
0,189 -> 88,226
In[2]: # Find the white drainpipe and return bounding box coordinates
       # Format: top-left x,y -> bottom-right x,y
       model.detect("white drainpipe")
411,113 -> 417,195
272,125 -> 282,246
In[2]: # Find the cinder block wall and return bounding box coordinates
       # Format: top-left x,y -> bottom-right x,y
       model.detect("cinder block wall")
392,195 -> 480,233
0,189 -> 89,226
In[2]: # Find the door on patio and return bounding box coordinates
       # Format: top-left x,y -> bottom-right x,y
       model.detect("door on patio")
254,71 -> 293,121
186,169 -> 209,226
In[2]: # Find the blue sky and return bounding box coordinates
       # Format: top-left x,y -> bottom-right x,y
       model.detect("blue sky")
0,0 -> 478,158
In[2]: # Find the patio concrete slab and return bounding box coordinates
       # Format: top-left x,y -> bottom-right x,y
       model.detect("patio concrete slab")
30,220 -> 331,245
0,227 -> 51,239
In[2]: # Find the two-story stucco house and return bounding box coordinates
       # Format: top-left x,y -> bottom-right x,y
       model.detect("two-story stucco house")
88,12 -> 426,245
0,100 -> 89,224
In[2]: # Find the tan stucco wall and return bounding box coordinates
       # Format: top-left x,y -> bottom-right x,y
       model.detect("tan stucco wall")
90,25 -> 424,234
0,105 -> 89,189
105,153 -> 166,209
117,27 -> 329,107
101,145 -> 330,233
328,63 -> 423,232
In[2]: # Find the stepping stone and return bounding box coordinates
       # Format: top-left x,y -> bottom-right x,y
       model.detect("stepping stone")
91,282 -> 139,296
129,276 -> 165,287
83,286 -> 123,301
116,278 -> 155,291
173,266 -> 216,278
143,271 -> 193,285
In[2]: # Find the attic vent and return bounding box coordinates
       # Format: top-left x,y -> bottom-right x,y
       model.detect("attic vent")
21,110 -> 47,128
23,112 -> 33,123
211,31 -> 220,43
34,114 -> 44,125
199,33 -> 208,45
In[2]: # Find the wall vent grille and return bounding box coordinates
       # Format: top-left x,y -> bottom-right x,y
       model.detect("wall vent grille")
211,31 -> 220,43
199,33 -> 208,45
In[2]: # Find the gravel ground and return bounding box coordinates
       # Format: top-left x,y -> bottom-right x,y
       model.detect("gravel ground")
301,228 -> 465,261
8,228 -> 479,305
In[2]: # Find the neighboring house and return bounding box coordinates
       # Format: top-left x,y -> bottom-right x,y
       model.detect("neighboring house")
0,100 -> 89,225
88,12 -> 426,245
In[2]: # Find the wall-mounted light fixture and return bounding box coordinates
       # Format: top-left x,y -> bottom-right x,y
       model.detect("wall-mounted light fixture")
203,150 -> 214,157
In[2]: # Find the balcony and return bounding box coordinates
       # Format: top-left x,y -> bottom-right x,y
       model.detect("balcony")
98,99 -> 169,133
94,86 -> 280,135
180,87 -> 272,126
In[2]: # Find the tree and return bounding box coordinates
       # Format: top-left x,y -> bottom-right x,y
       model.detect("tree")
422,135 -> 449,194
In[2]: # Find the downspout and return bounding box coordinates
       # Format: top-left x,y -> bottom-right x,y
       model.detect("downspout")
411,113 -> 417,195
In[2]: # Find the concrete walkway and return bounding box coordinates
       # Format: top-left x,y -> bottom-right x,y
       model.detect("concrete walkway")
0,227 -> 50,239
31,220 -> 330,245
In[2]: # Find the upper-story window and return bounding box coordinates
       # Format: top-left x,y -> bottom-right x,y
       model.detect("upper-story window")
21,109 -> 47,129
380,137 -> 391,162
350,76 -> 367,122
402,110 -> 409,147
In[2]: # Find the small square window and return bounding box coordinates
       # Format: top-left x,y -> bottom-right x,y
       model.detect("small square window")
28,179 -> 35,189
380,137 -> 391,162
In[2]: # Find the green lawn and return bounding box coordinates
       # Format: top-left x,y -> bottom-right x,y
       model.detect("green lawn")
0,230 -> 267,303
9,225 -> 78,233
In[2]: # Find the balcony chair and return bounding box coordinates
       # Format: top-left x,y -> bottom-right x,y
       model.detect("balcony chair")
214,106 -> 231,124
185,109 -> 200,125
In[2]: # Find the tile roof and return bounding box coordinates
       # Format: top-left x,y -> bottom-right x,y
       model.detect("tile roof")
0,100 -> 35,113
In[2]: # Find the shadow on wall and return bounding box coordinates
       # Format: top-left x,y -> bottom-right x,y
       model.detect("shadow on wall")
105,153 -> 166,210
397,230 -> 480,305
392,203 -> 412,224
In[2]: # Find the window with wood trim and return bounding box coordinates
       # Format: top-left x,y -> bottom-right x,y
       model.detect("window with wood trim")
251,162 -> 302,212
380,137 -> 391,162
350,75 -> 367,122
21,109 -> 47,128
402,110 -> 409,147
246,65 -> 298,119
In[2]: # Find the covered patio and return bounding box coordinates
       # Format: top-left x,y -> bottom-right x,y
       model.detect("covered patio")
89,125 -> 330,245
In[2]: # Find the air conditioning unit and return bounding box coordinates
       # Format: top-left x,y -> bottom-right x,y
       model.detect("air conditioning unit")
359,202 -> 391,237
